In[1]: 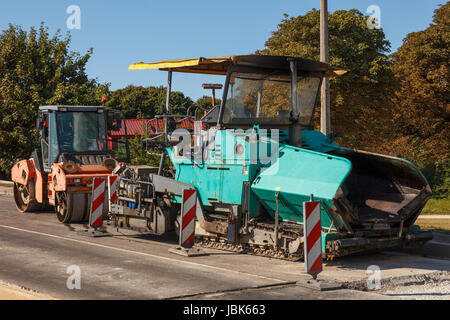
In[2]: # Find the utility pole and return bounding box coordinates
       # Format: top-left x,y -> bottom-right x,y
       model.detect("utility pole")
320,0 -> 331,136
202,83 -> 223,108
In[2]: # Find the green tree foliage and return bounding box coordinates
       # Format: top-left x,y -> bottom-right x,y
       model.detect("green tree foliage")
256,9 -> 397,151
106,85 -> 193,118
110,118 -> 160,167
193,95 -> 221,119
128,134 -> 161,167
388,2 -> 449,197
389,2 -> 449,163
421,159 -> 449,199
0,23 -> 108,178
195,95 -> 221,110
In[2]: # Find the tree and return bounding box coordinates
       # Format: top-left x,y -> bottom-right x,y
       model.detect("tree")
128,134 -> 161,167
106,85 -> 193,118
0,23 -> 109,178
257,9 -> 397,151
388,2 -> 449,197
389,2 -> 449,164
194,95 -> 221,117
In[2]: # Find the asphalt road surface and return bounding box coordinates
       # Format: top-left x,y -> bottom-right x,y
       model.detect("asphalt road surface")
0,194 -> 447,300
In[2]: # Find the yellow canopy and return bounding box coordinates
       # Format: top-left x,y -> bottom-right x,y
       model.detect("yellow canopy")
326,69 -> 348,77
129,55 -> 348,77
129,57 -> 233,75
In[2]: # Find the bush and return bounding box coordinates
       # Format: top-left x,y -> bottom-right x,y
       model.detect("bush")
421,159 -> 449,199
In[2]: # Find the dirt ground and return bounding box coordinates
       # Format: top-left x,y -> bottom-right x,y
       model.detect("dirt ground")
381,280 -> 450,300
0,281 -> 54,300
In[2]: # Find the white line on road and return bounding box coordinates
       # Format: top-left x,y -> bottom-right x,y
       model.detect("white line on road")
0,224 -> 286,284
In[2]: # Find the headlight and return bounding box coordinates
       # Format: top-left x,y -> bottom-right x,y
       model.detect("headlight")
62,161 -> 79,174
103,158 -> 118,171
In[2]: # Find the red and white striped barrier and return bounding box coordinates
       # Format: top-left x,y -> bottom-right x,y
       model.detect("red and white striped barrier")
180,189 -> 197,248
303,197 -> 322,278
89,178 -> 106,228
108,176 -> 118,211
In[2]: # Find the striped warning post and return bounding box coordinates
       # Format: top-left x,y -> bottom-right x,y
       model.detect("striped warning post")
180,189 -> 197,248
89,178 -> 106,228
108,176 -> 118,212
303,198 -> 322,278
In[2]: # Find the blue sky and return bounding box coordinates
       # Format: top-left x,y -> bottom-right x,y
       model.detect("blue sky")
0,0 -> 445,100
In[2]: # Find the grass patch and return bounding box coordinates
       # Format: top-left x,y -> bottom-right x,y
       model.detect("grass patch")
421,198 -> 450,215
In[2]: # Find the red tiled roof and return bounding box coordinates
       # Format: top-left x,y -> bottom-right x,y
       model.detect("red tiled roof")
109,118 -> 196,138
109,119 -> 147,137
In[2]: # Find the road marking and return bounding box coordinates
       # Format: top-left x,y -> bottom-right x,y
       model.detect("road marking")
0,224 -> 286,284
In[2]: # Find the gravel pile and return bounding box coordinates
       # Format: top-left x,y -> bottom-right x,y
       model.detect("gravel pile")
381,280 -> 450,300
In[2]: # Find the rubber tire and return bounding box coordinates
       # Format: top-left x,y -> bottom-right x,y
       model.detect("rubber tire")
55,192 -> 90,223
13,183 -> 41,213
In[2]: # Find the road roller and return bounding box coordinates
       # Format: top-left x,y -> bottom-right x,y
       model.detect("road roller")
11,105 -> 124,223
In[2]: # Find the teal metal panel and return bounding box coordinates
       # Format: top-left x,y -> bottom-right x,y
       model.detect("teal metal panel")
300,130 -> 340,153
167,128 -> 350,225
167,129 -> 259,206
251,144 -> 352,228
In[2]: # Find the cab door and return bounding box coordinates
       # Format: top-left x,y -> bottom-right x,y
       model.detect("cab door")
39,111 -> 51,172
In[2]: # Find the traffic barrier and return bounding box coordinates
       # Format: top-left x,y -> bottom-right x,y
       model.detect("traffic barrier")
168,188 -> 206,257
303,196 -> 322,279
296,195 -> 340,291
108,175 -> 118,212
180,189 -> 196,248
89,178 -> 106,228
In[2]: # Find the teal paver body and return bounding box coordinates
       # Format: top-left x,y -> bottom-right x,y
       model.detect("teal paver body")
167,128 -> 351,232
